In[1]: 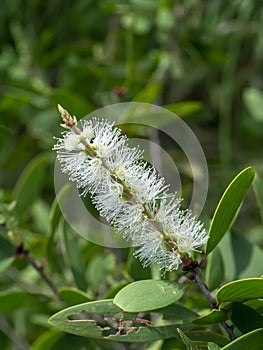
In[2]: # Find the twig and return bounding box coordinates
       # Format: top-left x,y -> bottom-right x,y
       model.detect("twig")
191,270 -> 236,341
15,244 -> 60,300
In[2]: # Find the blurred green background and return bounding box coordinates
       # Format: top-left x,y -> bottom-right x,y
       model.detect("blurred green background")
0,1 -> 263,349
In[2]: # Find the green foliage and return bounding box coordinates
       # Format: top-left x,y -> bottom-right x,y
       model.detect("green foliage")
206,167 -> 255,255
0,0 -> 263,349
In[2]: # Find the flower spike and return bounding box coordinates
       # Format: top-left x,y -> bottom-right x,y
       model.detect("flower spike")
53,106 -> 207,274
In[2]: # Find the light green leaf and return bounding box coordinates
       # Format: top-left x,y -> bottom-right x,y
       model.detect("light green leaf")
48,299 -> 193,342
217,278 -> 263,304
243,87 -> 263,122
206,167 -> 255,255
221,328 -> 263,350
113,280 -> 185,312
206,247 -> 224,291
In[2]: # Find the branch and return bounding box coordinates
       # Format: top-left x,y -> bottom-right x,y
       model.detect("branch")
15,244 -> 60,300
191,269 -> 236,341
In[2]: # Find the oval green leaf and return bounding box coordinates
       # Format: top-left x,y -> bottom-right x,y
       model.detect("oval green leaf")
48,299 -> 193,342
217,278 -> 263,304
206,167 -> 255,255
113,280 -> 185,312
221,328 -> 263,350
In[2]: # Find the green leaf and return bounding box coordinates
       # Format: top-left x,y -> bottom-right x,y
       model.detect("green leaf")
13,153 -> 48,216
221,328 -> 263,350
48,299 -> 193,342
206,167 -> 255,255
217,278 -> 263,304
133,82 -> 161,104
230,302 -> 263,333
252,173 -> 263,221
192,309 -> 229,325
0,291 -> 50,313
218,231 -> 263,281
49,184 -> 70,236
47,185 -> 70,272
206,247 -> 224,291
185,331 -> 228,347
0,256 -> 14,273
244,299 -> 263,313
160,303 -> 198,322
86,252 -> 115,293
243,87 -> 263,122
58,288 -> 93,305
164,101 -> 203,117
63,223 -> 87,291
176,329 -> 198,349
113,280 -> 185,312
208,343 -> 222,350
177,328 -> 199,350
31,329 -> 63,350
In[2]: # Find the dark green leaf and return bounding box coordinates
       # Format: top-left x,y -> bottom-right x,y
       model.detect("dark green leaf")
206,167 -> 255,255
192,309 -> 229,325
113,280 -> 185,312
230,302 -> 263,333
58,288 -> 93,306
217,278 -> 263,304
159,303 -> 198,322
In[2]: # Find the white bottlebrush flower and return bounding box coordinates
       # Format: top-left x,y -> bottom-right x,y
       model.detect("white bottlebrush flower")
53,105 -> 207,273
